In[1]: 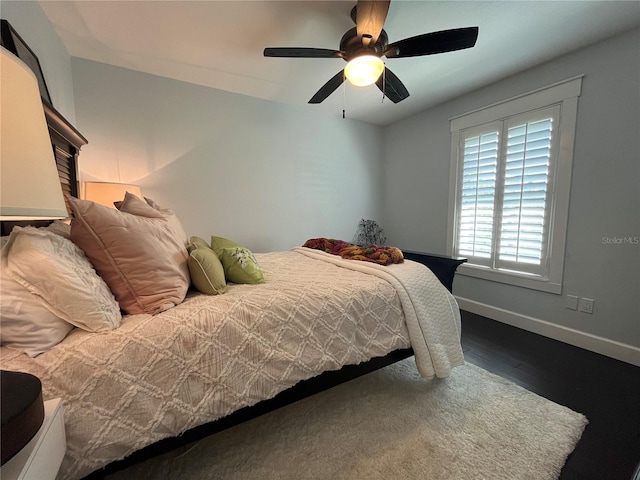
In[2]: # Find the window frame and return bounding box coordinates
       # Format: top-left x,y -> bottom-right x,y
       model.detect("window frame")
447,76 -> 583,294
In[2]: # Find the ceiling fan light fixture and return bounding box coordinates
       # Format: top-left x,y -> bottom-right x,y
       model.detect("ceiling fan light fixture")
264,1 -> 478,104
344,55 -> 384,87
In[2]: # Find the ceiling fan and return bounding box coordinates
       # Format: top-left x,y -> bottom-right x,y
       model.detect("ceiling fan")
264,0 -> 479,104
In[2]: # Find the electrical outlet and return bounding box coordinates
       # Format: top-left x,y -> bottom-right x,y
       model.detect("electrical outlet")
579,298 -> 594,314
565,295 -> 579,310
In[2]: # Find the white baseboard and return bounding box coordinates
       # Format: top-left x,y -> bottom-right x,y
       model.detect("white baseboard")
456,296 -> 640,367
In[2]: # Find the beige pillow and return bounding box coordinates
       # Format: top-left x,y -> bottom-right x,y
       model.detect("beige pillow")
144,196 -> 188,246
118,193 -> 189,247
68,196 -> 190,315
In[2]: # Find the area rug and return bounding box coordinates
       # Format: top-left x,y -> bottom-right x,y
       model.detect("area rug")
106,358 -> 587,480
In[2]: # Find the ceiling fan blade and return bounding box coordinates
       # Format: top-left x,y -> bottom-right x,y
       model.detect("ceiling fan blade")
356,0 -> 390,46
384,27 -> 479,58
376,67 -> 409,103
309,70 -> 345,104
264,47 -> 343,58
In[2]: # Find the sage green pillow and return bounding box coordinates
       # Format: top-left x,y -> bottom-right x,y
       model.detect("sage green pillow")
211,236 -> 241,257
220,246 -> 265,284
187,236 -> 211,254
187,246 -> 227,295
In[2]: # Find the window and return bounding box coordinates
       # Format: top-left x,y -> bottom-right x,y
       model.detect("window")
447,77 -> 582,293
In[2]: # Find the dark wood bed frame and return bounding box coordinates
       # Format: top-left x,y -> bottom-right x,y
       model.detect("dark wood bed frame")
2,101 -> 467,479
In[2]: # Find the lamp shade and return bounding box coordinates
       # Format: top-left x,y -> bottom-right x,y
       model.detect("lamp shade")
0,48 -> 67,220
84,182 -> 142,209
344,55 -> 385,87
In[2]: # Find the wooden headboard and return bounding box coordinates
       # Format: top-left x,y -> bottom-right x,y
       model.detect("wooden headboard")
43,102 -> 87,203
0,102 -> 87,236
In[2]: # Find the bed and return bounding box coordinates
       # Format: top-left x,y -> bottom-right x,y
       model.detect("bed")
0,104 -> 465,480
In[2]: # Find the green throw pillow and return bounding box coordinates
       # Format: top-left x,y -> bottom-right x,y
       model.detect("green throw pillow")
187,246 -> 227,295
187,236 -> 211,254
220,246 -> 265,284
210,236 -> 241,258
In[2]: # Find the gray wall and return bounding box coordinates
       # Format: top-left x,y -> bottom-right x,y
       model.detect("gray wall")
71,59 -> 384,252
381,28 -> 640,360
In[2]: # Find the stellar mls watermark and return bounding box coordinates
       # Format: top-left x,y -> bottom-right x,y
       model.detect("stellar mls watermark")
602,235 -> 639,245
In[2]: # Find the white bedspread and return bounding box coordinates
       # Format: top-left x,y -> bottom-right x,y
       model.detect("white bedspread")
293,247 -> 464,378
0,250 -> 462,479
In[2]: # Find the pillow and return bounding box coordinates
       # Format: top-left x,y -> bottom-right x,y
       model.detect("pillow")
117,193 -> 189,247
211,236 -> 242,258
1,234 -> 74,357
187,246 -> 227,295
220,246 -> 265,284
44,220 -> 71,239
0,269 -> 74,357
67,195 -> 190,315
143,196 -> 189,247
187,235 -> 211,253
2,226 -> 122,332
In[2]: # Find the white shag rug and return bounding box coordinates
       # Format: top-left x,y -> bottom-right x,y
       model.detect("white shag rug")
106,358 -> 587,480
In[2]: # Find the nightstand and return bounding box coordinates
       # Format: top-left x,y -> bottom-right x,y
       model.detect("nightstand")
1,399 -> 66,480
402,250 -> 467,293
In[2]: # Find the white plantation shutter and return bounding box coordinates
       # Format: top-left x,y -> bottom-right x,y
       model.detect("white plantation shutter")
458,128 -> 499,264
448,76 -> 580,292
497,108 -> 559,274
454,107 -> 560,277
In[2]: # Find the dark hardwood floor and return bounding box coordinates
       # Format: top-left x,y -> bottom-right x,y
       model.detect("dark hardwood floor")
460,310 -> 640,480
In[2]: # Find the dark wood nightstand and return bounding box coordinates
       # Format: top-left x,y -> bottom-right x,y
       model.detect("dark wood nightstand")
401,250 -> 467,293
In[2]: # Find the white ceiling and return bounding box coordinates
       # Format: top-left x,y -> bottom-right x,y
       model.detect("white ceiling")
40,1 -> 640,126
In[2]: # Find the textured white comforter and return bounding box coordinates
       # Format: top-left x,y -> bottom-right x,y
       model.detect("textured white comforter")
293,248 -> 463,378
0,250 -> 463,479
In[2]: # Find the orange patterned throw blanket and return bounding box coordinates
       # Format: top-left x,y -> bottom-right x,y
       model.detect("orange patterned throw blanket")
302,238 -> 404,265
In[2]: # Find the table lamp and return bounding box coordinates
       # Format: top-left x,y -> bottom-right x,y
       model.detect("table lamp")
0,47 -> 67,221
84,181 -> 142,208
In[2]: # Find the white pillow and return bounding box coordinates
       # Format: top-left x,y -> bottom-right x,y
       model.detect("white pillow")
2,226 -> 122,332
0,263 -> 74,357
45,219 -> 71,239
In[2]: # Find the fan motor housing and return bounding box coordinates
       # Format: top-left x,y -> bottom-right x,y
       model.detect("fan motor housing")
340,27 -> 388,61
